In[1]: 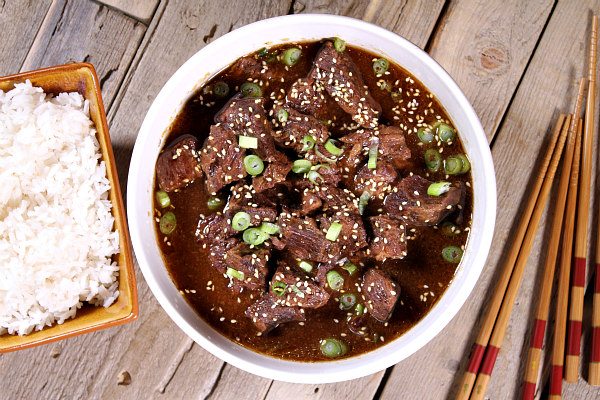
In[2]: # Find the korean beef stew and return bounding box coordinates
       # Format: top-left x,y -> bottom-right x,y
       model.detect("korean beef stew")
153,39 -> 473,361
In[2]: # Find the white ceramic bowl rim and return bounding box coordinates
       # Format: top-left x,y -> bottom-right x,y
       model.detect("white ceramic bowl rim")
128,14 -> 496,384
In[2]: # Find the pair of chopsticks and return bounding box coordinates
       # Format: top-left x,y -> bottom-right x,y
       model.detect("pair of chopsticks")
456,14 -> 600,400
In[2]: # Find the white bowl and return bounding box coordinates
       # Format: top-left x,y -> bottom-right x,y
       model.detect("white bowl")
128,14 -> 496,383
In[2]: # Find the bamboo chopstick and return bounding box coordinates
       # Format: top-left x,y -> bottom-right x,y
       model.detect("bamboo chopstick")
454,114 -> 566,400
566,14 -> 598,383
469,114 -> 571,400
549,119 -> 583,400
589,15 -> 600,387
521,112 -> 579,400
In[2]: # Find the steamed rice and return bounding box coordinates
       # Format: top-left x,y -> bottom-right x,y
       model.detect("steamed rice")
0,80 -> 119,336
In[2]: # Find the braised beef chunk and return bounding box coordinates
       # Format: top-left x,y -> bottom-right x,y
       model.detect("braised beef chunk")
340,129 -> 370,169
226,242 -> 270,293
156,135 -> 203,192
215,95 -> 280,161
315,186 -> 359,214
226,183 -> 278,224
354,162 -> 397,199
361,269 -> 399,322
384,175 -> 464,226
245,294 -> 305,333
252,153 -> 292,193
195,213 -> 235,248
228,56 -> 274,82
279,215 -> 339,263
379,126 -> 412,170
270,265 -> 330,308
368,215 -> 407,261
199,125 -> 246,194
207,238 -> 238,274
296,188 -> 322,216
318,213 -> 368,256
272,105 -> 329,152
313,41 -> 381,128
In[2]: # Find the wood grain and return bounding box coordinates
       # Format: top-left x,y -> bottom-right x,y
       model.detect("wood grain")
97,0 -> 158,23
0,0 -> 52,76
21,0 -> 146,109
427,0 -> 554,140
380,1 -> 600,399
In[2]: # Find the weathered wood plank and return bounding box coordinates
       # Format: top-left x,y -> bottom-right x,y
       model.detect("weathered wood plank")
205,364 -> 272,400
293,0 -> 445,49
428,0 -> 554,140
97,0 -> 158,23
21,0 -> 146,109
0,0 -> 52,76
380,1 -> 600,399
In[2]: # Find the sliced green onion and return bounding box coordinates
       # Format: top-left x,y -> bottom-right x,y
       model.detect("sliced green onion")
292,159 -> 312,174
326,270 -> 344,291
155,190 -> 171,208
238,135 -> 258,149
341,262 -> 357,276
301,135 -> 316,152
207,196 -> 223,210
271,280 -> 287,296
368,137 -> 379,169
277,108 -> 289,123
291,285 -> 303,295
324,139 -> 343,156
226,267 -> 245,281
282,47 -> 302,66
379,80 -> 392,92
231,211 -> 251,231
339,293 -> 357,310
427,181 -> 451,197
159,212 -> 176,235
424,149 -> 442,172
243,154 -> 264,176
417,127 -> 434,143
333,37 -> 346,52
307,170 -> 323,184
441,222 -> 459,236
315,146 -> 337,163
456,154 -> 471,173
320,338 -> 348,358
298,260 -> 313,273
213,81 -> 229,98
373,58 -> 389,75
325,221 -> 343,241
240,82 -> 262,98
358,191 -> 370,215
243,227 -> 269,246
444,156 -> 463,175
435,122 -> 455,143
442,246 -> 463,263
259,222 -> 280,235
257,47 -> 269,58
355,303 -> 366,315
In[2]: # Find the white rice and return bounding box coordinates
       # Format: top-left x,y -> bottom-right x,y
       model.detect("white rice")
0,81 -> 120,336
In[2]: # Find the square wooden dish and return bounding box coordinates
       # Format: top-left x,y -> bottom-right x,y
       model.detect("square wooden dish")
0,63 -> 138,353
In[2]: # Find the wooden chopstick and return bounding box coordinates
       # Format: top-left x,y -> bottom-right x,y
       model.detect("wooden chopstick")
589,15 -> 600,387
469,114 -> 571,400
566,14 -> 598,383
549,118 -> 583,399
454,114 -> 566,400
521,111 -> 580,400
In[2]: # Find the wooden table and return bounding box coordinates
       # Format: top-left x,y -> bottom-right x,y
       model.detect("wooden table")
2,1 -> 600,398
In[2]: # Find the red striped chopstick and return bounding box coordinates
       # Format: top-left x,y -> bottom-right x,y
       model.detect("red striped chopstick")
549,119 -> 582,399
454,114 -> 566,400
521,111 -> 580,400
565,14 -> 598,382
469,114 -> 571,400
589,15 -> 600,387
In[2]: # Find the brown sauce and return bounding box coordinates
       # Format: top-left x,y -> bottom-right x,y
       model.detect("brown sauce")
154,41 -> 473,361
